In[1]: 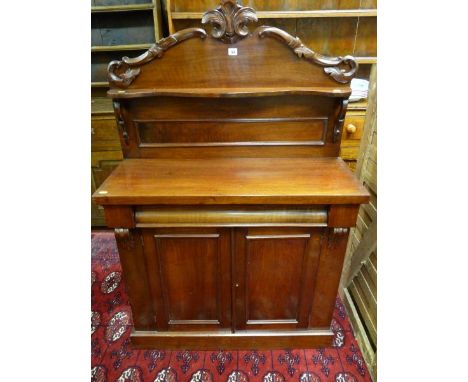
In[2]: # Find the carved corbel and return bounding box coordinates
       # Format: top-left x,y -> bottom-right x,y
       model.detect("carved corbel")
334,99 -> 349,143
114,228 -> 135,250
328,228 -> 349,248
112,101 -> 129,145
256,26 -> 358,84
202,0 -> 258,44
107,28 -> 207,88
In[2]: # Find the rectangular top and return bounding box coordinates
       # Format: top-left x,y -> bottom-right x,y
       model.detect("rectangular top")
93,157 -> 369,205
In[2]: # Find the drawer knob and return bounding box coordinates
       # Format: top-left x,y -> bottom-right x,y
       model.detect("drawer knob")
346,123 -> 357,134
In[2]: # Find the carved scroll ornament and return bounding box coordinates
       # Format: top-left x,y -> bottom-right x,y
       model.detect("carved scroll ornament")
202,0 -> 258,44
256,26 -> 358,84
107,28 -> 207,88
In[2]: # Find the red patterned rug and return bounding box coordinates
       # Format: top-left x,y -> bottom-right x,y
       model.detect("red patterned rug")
92,231 -> 372,382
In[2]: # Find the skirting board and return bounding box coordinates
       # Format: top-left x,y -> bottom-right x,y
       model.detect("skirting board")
130,329 -> 334,349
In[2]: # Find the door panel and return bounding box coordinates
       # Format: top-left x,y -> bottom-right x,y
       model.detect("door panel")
234,227 -> 323,330
142,228 -> 231,331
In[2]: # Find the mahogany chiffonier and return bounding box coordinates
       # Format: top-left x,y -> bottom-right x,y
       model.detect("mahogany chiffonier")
92,0 -> 369,349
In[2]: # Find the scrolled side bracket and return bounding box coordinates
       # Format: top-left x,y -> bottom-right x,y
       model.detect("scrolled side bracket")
107,28 -> 207,88
256,26 -> 358,84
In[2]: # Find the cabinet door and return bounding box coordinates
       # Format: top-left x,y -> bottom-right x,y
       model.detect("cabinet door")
142,228 -> 231,331
233,227 -> 323,331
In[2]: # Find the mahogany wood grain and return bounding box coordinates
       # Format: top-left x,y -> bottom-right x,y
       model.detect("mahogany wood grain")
136,119 -> 327,146
328,204 -> 360,227
108,88 -> 351,98
134,205 -> 328,227
103,206 -> 134,227
233,227 -> 323,331
309,228 -> 350,327
113,36 -> 352,93
126,95 -> 335,122
114,95 -> 344,158
141,228 -> 232,331
114,229 -> 157,330
93,157 -> 369,206
136,145 -> 341,159
94,1 -> 368,349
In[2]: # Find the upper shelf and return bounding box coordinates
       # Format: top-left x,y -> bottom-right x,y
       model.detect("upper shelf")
107,87 -> 352,99
91,44 -> 152,52
170,9 -> 377,19
356,57 -> 377,64
91,3 -> 154,13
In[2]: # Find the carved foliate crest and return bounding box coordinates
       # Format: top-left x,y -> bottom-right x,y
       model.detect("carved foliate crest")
202,0 -> 258,44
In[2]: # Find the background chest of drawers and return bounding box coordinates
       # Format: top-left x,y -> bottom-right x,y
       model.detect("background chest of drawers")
91,98 -> 123,226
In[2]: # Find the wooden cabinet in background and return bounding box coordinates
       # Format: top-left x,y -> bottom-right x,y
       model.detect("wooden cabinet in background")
341,64 -> 377,380
341,100 -> 367,171
91,0 -> 163,89
163,0 -> 376,78
91,98 -> 123,226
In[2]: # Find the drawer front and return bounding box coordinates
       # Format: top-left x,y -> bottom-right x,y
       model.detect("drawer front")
91,117 -> 122,152
340,111 -> 366,167
134,206 -> 328,227
341,113 -> 365,141
340,140 -> 360,161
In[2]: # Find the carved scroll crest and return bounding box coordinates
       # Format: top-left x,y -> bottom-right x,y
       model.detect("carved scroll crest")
202,0 -> 258,44
256,26 -> 358,84
107,28 -> 207,88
